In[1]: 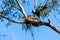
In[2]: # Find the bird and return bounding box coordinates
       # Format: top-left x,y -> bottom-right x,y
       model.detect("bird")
32,5 -> 49,18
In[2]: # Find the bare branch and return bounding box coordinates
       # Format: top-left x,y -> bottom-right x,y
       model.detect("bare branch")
0,12 -> 24,24
34,0 -> 36,8
16,0 -> 27,17
41,21 -> 60,34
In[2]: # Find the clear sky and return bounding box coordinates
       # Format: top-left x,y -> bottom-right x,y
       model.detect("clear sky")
0,0 -> 60,40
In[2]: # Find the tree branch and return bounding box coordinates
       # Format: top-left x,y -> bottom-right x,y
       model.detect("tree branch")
34,0 -> 36,8
0,11 -> 60,34
16,0 -> 27,17
24,17 -> 60,34
0,12 -> 24,24
10,4 -> 20,10
41,21 -> 60,34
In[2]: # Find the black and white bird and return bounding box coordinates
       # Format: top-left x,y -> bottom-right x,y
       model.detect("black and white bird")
32,5 -> 49,17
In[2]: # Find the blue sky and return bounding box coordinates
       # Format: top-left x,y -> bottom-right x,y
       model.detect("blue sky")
0,0 -> 60,40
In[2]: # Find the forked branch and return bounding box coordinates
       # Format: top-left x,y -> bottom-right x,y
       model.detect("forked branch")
0,12 -> 60,34
16,0 -> 27,17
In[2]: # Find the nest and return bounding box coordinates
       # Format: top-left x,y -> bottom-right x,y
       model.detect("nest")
24,15 -> 42,28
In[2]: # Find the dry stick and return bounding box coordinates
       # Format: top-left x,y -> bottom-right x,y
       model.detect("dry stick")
16,0 -> 27,17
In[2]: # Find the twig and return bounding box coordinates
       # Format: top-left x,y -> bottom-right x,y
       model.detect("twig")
0,13 -> 24,24
10,4 -> 20,10
34,0 -> 36,8
16,0 -> 27,17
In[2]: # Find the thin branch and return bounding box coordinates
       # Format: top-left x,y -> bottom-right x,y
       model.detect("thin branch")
0,13 -> 24,24
41,21 -> 60,34
10,4 -> 20,10
34,0 -> 36,8
16,0 -> 27,17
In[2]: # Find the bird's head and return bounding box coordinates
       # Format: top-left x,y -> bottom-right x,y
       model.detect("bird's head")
32,9 -> 36,14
